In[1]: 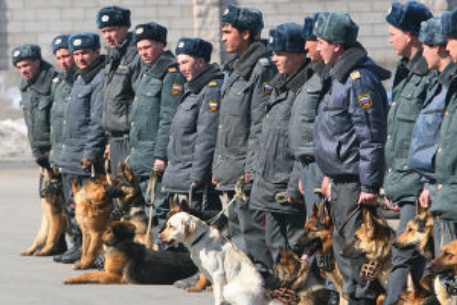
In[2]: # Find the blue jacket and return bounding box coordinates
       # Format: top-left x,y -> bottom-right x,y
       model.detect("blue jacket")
408,62 -> 456,184
59,56 -> 107,176
314,44 -> 390,193
162,64 -> 224,193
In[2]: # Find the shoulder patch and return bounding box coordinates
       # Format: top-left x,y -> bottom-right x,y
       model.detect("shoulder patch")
358,92 -> 372,110
350,71 -> 361,80
168,67 -> 177,73
263,82 -> 273,95
208,100 -> 219,113
172,83 -> 184,95
52,77 -> 60,83
208,81 -> 218,87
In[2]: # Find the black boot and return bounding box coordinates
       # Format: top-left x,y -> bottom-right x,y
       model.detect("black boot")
54,232 -> 81,264
327,290 -> 340,305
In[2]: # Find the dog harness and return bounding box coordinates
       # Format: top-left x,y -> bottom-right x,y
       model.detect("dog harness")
444,275 -> 457,295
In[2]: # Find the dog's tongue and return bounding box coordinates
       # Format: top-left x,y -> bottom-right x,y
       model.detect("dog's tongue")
301,252 -> 309,260
300,244 -> 317,261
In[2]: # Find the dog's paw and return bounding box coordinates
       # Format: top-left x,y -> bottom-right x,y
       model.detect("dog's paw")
19,250 -> 35,256
73,261 -> 82,270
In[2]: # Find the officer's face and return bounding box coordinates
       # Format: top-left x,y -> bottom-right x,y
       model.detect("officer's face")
73,49 -> 99,70
15,59 -> 41,81
221,24 -> 250,56
388,25 -> 412,58
446,38 -> 457,63
317,38 -> 339,65
272,51 -> 305,76
55,48 -> 75,73
177,54 -> 206,81
305,39 -> 321,62
137,39 -> 164,66
422,44 -> 441,70
101,26 -> 129,48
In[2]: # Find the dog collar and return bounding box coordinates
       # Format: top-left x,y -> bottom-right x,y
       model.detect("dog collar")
191,231 -> 208,247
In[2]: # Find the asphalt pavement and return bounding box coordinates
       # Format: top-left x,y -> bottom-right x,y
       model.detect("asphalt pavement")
0,167 -> 214,305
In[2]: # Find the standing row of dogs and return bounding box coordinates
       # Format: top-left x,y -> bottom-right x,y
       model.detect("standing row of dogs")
19,164 -> 457,304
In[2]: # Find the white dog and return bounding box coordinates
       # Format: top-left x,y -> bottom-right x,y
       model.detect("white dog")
159,212 -> 280,305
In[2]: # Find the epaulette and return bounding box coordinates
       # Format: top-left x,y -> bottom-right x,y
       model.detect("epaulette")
258,58 -> 270,66
168,66 -> 178,73
350,70 -> 361,80
208,81 -> 218,87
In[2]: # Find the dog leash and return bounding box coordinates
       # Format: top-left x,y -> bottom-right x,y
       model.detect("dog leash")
145,170 -> 158,250
207,175 -> 246,225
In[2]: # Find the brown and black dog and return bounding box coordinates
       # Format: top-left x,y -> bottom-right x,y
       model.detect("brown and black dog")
342,208 -> 394,292
393,205 -> 434,260
273,247 -> 330,305
21,167 -> 68,256
64,220 -> 198,284
394,271 -> 439,305
429,239 -> 457,305
297,200 -> 346,304
104,162 -> 152,249
72,175 -> 112,269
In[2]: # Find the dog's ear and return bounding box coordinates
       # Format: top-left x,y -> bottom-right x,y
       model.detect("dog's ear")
183,216 -> 197,239
169,196 -> 179,211
180,198 -> 190,212
122,163 -> 136,184
363,208 -> 376,237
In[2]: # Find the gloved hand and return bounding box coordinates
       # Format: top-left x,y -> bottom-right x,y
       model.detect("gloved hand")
36,155 -> 50,169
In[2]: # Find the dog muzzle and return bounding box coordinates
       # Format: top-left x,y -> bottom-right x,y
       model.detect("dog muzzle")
360,260 -> 384,281
444,276 -> 457,296
316,253 -> 335,272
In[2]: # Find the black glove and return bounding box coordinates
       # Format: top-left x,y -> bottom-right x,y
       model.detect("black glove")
36,155 -> 50,169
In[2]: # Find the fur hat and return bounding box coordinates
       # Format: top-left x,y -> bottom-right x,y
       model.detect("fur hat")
11,44 -> 41,66
314,12 -> 359,47
96,6 -> 131,29
441,8 -> 457,38
51,35 -> 70,54
302,13 -> 327,40
419,17 -> 446,46
386,1 -> 432,36
175,38 -> 213,62
69,32 -> 101,52
268,23 -> 306,53
133,22 -> 167,45
221,4 -> 264,36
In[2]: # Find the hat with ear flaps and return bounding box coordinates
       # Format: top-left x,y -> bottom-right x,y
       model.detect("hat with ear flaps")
96,6 -> 131,29
386,1 -> 432,36
313,12 -> 359,47
221,4 -> 264,36
419,17 -> 446,46
11,44 -> 41,66
268,23 -> 306,53
441,8 -> 457,38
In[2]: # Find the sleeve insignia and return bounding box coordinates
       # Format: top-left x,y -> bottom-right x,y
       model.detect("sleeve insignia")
263,82 -> 273,95
168,67 -> 177,73
350,71 -> 361,79
208,81 -> 218,87
172,83 -> 184,95
358,93 -> 372,110
208,100 -> 219,113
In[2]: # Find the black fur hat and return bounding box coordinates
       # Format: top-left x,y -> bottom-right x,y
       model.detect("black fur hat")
268,23 -> 306,53
386,1 -> 432,36
221,4 -> 263,36
133,22 -> 167,46
11,44 -> 41,66
175,38 -> 213,62
96,6 -> 131,29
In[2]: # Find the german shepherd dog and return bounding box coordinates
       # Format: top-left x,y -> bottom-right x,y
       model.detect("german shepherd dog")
104,162 -> 152,249
394,271 -> 440,305
393,204 -> 434,260
72,175 -> 112,269
342,208 -> 394,291
272,246 -> 330,305
64,220 -> 198,284
429,239 -> 457,305
21,167 -> 68,256
297,200 -> 346,304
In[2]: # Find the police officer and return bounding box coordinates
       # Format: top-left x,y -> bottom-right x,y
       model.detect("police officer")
128,22 -> 185,250
49,35 -> 77,169
96,6 -> 140,177
162,38 -> 223,212
288,13 -> 326,220
383,2 -> 433,303
48,35 -> 77,262
211,4 -> 277,286
250,22 -> 308,263
12,44 -> 56,171
57,32 -> 107,264
408,17 -> 457,259
313,13 -> 390,304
